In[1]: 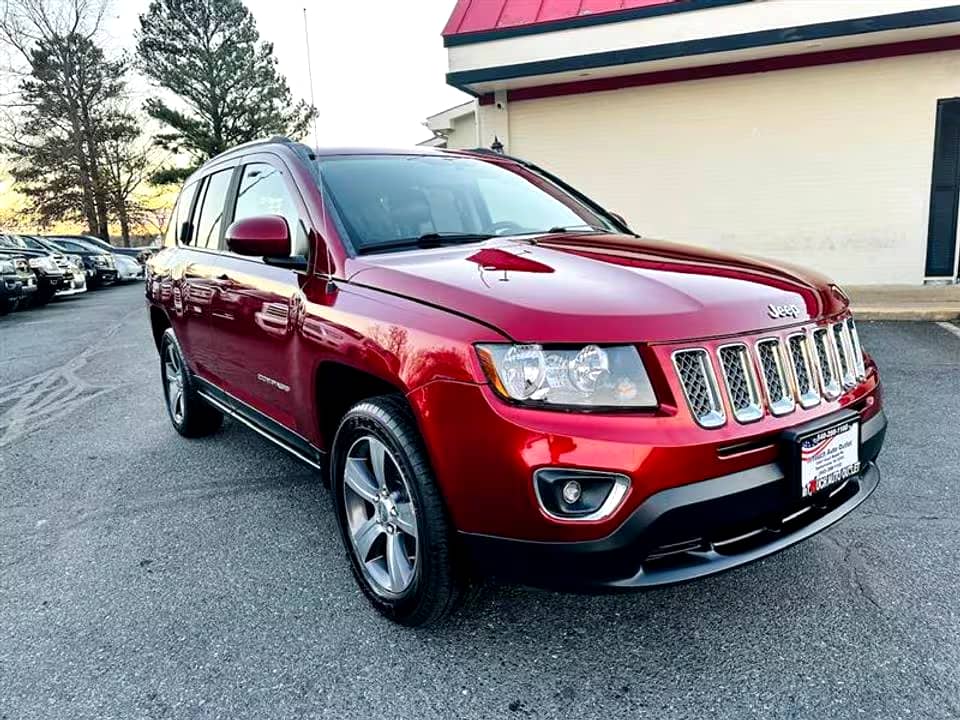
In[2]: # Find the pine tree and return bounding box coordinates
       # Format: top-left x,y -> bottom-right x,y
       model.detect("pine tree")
137,0 -> 316,182
4,31 -> 126,238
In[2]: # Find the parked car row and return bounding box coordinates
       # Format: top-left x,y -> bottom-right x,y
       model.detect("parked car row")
0,233 -> 148,315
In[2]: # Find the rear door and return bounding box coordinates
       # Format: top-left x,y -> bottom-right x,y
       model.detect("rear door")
200,155 -> 311,430
180,166 -> 239,382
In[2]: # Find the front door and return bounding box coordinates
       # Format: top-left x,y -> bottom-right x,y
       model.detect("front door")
925,98 -> 960,279
203,157 -> 311,431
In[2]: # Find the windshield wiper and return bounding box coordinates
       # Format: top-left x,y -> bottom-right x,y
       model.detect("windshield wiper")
357,232 -> 495,255
545,224 -> 612,234
509,224 -> 612,237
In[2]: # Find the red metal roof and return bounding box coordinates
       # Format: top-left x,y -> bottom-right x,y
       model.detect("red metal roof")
443,0 -> 680,38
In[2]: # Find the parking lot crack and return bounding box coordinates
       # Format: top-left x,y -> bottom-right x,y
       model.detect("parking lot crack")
0,306 -> 141,449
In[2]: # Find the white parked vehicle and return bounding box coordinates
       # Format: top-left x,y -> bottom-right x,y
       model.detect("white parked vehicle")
114,254 -> 144,282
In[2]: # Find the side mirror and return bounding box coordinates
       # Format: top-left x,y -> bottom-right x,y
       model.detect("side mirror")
610,212 -> 628,228
226,215 -> 291,258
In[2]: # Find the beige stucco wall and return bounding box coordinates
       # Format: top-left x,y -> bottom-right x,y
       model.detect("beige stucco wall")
508,50 -> 960,285
445,113 -> 478,150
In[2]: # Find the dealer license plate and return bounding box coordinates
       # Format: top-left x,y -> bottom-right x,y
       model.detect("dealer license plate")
798,420 -> 860,497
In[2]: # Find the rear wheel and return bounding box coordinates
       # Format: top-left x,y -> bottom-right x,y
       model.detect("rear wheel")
331,395 -> 466,626
159,329 -> 222,438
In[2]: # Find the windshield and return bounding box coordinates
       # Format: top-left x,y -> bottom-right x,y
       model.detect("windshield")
73,235 -> 110,250
0,235 -> 27,249
18,236 -> 56,253
48,238 -> 96,253
316,155 -> 617,253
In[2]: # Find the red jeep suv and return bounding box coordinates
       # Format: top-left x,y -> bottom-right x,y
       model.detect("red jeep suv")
146,138 -> 886,626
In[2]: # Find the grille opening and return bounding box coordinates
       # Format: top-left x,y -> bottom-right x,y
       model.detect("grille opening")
832,323 -> 856,389
673,349 -> 725,429
756,339 -> 795,416
717,344 -> 763,423
846,318 -> 867,379
787,333 -> 821,408
716,436 -> 777,458
812,328 -> 841,398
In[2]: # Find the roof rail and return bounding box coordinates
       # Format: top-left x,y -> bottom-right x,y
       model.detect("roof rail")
209,135 -> 315,163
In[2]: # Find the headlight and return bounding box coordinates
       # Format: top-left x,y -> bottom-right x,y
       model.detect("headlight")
28,256 -> 56,272
69,255 -> 83,269
476,344 -> 657,409
0,259 -> 14,273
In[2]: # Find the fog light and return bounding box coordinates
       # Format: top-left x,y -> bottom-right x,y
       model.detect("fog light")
561,480 -> 582,504
534,469 -> 630,521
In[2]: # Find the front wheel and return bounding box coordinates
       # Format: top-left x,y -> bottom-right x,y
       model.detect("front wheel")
33,286 -> 55,306
331,395 -> 466,626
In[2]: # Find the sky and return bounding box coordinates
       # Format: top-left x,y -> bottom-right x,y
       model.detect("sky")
0,0 -> 472,229
102,0 -> 471,147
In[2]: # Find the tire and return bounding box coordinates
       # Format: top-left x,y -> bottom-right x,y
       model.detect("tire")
33,287 -> 55,306
159,328 -> 223,438
331,395 -> 466,626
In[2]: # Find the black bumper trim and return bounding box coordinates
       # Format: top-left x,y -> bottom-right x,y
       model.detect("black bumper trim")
460,409 -> 886,591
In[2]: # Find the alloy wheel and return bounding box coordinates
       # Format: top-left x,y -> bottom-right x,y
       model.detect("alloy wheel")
163,343 -> 185,425
342,435 -> 419,597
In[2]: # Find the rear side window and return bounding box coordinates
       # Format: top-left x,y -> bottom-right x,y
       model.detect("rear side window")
193,170 -> 234,250
164,181 -> 200,248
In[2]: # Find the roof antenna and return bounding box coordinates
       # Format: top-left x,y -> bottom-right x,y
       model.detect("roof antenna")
303,7 -> 320,148
304,7 -> 336,293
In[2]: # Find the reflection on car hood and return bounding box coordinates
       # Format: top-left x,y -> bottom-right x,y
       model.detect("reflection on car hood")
345,234 -> 845,343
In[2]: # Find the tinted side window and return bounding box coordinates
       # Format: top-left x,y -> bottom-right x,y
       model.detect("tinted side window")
233,163 -> 305,254
193,170 -> 233,250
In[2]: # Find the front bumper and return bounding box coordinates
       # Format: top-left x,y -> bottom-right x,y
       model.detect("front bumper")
56,272 -> 87,296
93,268 -> 118,284
461,410 -> 886,590
116,266 -> 144,281
3,273 -> 37,296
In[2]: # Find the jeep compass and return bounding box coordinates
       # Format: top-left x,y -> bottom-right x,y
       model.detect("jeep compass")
146,138 -> 886,626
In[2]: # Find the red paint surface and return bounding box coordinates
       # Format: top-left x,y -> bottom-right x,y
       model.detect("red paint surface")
225,215 -> 291,258
443,0 -> 677,37
147,145 -> 883,544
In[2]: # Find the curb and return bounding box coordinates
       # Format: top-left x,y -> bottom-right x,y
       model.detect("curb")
853,307 -> 960,321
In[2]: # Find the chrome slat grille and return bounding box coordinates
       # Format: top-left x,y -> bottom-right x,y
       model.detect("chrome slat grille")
672,349 -> 725,429
717,344 -> 763,423
812,328 -> 841,399
672,319 -> 864,429
787,333 -> 821,408
756,339 -> 795,416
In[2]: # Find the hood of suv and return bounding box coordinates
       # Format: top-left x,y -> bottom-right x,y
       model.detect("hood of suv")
346,234 -> 847,344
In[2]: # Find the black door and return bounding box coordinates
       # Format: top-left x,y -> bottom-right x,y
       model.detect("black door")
925,98 -> 960,278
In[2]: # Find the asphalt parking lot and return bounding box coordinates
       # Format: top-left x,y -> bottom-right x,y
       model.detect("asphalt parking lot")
1,283 -> 959,720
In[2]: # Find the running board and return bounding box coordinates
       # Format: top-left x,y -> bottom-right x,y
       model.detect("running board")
195,380 -> 325,471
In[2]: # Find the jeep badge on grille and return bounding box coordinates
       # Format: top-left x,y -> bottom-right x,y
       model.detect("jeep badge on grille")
768,304 -> 802,319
